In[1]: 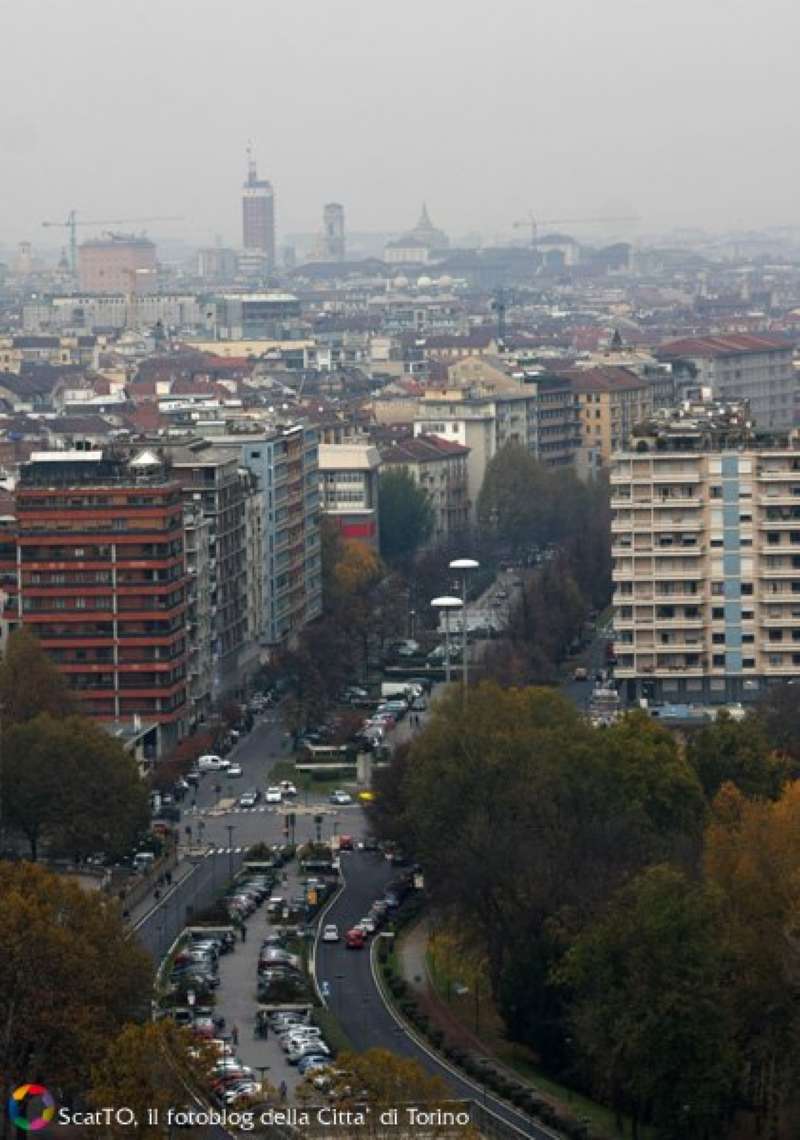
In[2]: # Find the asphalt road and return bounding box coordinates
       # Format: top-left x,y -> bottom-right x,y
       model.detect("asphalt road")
316,851 -> 555,1140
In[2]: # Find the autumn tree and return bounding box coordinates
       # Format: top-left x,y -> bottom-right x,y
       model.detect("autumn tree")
3,713 -> 150,861
705,781 -> 800,1133
558,865 -> 737,1140
313,1049 -> 480,1138
686,710 -> 789,801
88,1021 -> 217,1138
0,863 -> 152,1116
0,627 -> 76,724
379,469 -> 434,566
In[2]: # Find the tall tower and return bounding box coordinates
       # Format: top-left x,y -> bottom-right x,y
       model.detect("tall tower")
241,143 -> 275,272
322,203 -> 345,261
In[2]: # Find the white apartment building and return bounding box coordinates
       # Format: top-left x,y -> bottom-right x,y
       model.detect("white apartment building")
318,442 -> 381,549
612,411 -> 800,705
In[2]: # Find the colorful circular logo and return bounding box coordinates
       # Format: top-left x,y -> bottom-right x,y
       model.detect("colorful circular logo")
8,1085 -> 55,1132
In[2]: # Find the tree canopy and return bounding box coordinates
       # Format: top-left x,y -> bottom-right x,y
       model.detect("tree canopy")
0,628 -> 77,724
3,713 -> 150,860
0,862 -> 152,1109
378,468 -> 434,566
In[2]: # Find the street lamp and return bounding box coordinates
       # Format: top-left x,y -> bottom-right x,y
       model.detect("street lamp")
450,558 -> 479,700
431,596 -> 463,685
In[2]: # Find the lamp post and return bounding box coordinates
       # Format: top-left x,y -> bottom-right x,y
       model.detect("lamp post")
431,596 -> 463,685
225,824 -> 235,880
450,558 -> 479,700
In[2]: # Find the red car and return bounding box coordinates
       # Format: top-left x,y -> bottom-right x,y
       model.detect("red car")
345,927 -> 365,950
338,834 -> 354,851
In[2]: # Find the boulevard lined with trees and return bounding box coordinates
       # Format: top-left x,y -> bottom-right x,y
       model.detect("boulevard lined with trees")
371,684 -> 800,1139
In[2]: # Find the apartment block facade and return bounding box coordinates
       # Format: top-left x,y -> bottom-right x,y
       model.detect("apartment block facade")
612,433 -> 800,704
318,441 -> 381,549
216,425 -> 322,648
3,449 -> 189,750
378,434 -> 469,542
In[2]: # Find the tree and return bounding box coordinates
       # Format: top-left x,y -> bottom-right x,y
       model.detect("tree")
0,628 -> 76,724
558,866 -> 737,1140
0,863 -> 152,1117
3,714 -> 150,861
686,710 -> 789,802
88,1022 -> 217,1138
316,1049 -> 480,1138
704,782 -> 800,1133
378,469 -> 433,566
757,681 -> 800,768
477,443 -> 551,554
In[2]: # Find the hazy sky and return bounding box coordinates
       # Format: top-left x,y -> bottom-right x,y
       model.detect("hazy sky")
1,0 -> 797,250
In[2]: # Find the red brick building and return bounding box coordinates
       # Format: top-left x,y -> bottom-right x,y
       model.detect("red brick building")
3,449 -> 188,752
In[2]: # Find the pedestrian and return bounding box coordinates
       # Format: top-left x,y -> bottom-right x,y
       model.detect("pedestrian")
279,1080 -> 287,1102
122,909 -> 130,921
153,888 -> 161,901
241,924 -> 247,943
231,1024 -> 239,1046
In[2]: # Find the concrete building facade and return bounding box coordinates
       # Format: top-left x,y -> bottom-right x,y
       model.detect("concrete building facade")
318,441 -> 381,548
242,151 -> 276,273
657,334 -> 796,430
379,434 -> 469,541
611,408 -> 800,705
77,235 -> 157,294
2,449 -> 189,752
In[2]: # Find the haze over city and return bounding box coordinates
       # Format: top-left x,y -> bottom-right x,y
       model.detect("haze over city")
2,0 -> 799,244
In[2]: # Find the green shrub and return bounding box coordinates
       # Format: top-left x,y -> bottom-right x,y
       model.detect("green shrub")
429,1029 -> 444,1049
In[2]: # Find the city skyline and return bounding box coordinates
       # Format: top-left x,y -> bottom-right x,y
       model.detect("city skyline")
1,0 -> 799,247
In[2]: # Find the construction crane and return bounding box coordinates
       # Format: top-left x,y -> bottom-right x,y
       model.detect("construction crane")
41,211 -> 184,274
512,211 -> 639,249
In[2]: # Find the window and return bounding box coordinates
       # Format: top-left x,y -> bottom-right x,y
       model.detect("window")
741,583 -> 753,595
712,607 -> 724,620
744,659 -> 756,668
742,633 -> 754,644
713,654 -> 725,667
712,633 -> 725,644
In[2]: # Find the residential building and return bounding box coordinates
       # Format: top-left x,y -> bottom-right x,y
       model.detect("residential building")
611,400 -> 800,705
318,441 -> 381,548
558,366 -> 654,475
23,294 -> 203,332
3,448 -> 189,753
214,425 -> 322,647
210,293 -> 301,340
168,445 -> 249,695
414,377 -> 579,514
378,434 -> 469,540
198,247 -> 239,282
656,333 -> 796,430
77,234 -> 157,294
244,479 -> 265,659
0,335 -> 101,371
242,149 -> 276,273
183,501 -> 213,726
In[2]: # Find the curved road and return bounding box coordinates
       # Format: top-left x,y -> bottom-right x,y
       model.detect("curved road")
316,852 -> 556,1140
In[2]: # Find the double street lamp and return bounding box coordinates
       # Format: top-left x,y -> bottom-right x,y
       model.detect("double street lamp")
430,596 -> 463,685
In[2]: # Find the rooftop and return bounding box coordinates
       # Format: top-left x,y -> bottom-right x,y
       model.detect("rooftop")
657,333 -> 795,359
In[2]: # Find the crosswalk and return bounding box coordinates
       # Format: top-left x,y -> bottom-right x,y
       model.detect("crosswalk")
204,846 -> 244,856
191,803 -> 355,818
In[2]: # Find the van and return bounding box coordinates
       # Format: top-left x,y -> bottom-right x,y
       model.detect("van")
133,851 -> 156,872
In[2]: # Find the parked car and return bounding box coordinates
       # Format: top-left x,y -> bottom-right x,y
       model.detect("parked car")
198,755 -> 225,772
280,780 -> 298,798
227,763 -> 243,778
265,786 -> 283,804
238,789 -> 260,808
329,790 -> 352,806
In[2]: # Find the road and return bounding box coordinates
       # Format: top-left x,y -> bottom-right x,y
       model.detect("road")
316,851 -> 555,1139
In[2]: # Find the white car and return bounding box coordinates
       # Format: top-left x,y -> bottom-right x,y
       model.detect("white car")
265,786 -> 282,804
358,916 -> 377,935
227,763 -> 243,778
288,1040 -> 331,1064
198,754 -> 224,771
322,924 -> 339,943
280,780 -> 297,798
329,790 -> 352,806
